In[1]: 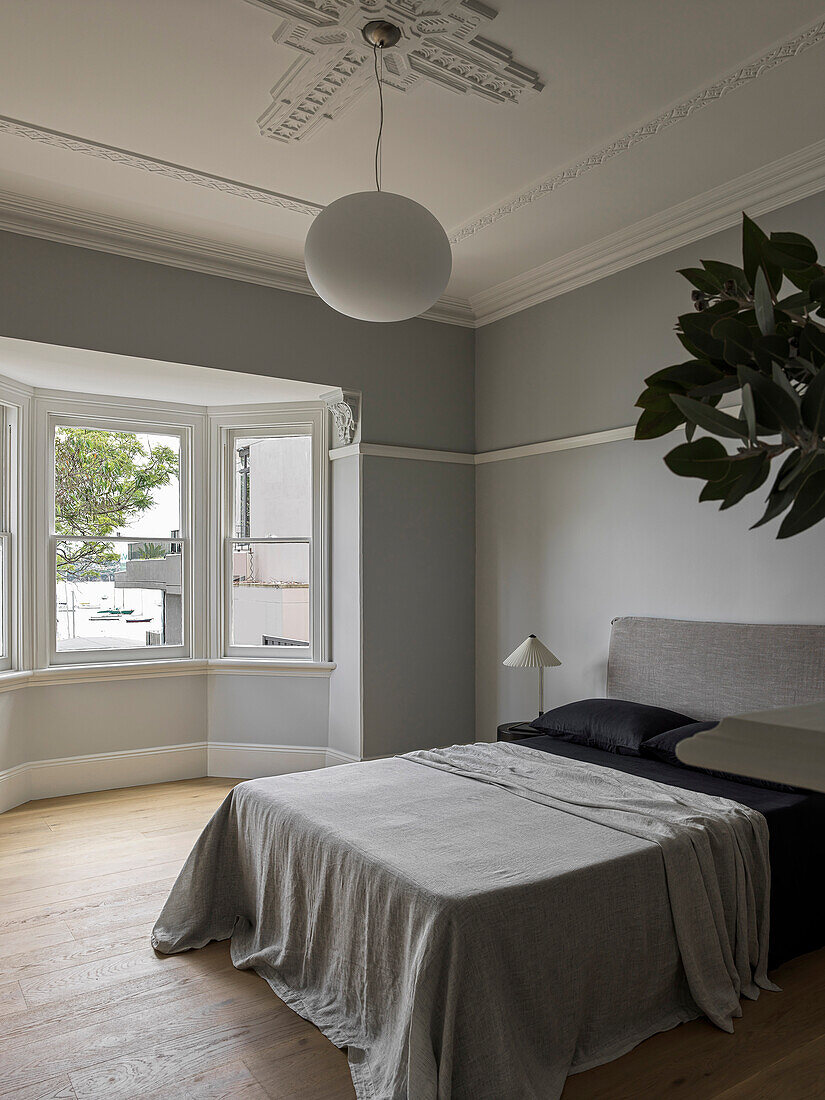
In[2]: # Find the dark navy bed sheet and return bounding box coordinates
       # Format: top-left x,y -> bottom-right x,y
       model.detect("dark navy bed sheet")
522,734 -> 825,970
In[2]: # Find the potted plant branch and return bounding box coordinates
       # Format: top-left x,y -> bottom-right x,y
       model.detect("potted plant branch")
634,214 -> 825,537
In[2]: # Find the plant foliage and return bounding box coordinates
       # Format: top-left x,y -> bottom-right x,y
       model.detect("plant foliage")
634,214 -> 825,537
54,428 -> 178,577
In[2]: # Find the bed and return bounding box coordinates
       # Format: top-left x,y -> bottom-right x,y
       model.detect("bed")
152,617 -> 825,1100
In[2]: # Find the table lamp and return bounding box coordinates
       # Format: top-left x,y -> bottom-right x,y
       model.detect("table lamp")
503,634 -> 561,718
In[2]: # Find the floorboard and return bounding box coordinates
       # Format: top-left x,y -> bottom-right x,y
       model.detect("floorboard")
1,777 -> 823,1098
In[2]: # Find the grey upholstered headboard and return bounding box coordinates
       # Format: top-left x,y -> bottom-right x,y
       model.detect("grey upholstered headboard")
607,617 -> 825,720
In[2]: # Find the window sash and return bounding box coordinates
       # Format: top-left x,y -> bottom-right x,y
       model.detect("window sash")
222,419 -> 323,661
49,535 -> 190,665
45,413 -> 193,666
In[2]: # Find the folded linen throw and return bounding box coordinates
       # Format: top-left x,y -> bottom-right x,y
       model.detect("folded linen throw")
153,742 -> 776,1099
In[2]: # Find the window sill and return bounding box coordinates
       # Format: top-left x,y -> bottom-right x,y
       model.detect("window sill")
207,659 -> 336,676
0,658 -> 337,690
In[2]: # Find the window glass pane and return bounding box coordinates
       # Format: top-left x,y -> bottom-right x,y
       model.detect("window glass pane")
0,539 -> 5,660
54,427 -> 180,539
233,434 -> 311,539
56,540 -> 183,652
231,541 -> 309,648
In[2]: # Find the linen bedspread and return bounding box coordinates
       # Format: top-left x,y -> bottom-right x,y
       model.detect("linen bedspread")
152,742 -> 775,1100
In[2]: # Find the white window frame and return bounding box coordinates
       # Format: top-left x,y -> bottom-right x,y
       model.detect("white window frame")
211,405 -> 328,664
0,394 -> 22,673
35,396 -> 206,668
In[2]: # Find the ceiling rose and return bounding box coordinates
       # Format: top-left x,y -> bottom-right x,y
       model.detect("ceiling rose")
245,0 -> 544,143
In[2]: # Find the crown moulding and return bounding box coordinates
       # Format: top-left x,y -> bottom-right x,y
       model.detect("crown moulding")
449,15 -> 825,245
1,137 -> 825,331
0,187 -> 475,328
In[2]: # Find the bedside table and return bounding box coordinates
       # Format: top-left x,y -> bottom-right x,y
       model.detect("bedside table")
497,722 -> 542,743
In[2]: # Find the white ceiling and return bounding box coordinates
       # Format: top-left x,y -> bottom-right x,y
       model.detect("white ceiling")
0,337 -> 331,405
0,0 -> 824,325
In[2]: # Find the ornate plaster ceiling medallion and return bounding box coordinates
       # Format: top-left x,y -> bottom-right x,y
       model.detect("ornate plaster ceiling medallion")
245,0 -> 544,143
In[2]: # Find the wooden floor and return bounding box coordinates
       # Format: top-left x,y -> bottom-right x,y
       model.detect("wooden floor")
1,781 -> 824,1099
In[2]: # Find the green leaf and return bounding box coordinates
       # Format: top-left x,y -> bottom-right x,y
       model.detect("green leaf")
688,377 -> 741,399
635,406 -> 685,440
664,437 -> 731,481
799,323 -> 825,368
809,275 -> 825,304
778,470 -> 825,538
801,366 -> 825,435
701,260 -> 750,295
671,395 -> 749,439
678,268 -> 723,295
678,312 -> 725,360
741,383 -> 757,442
753,267 -> 775,336
636,389 -> 678,411
766,231 -> 818,271
750,452 -> 802,528
786,264 -> 824,293
699,463 -> 740,501
738,365 -> 798,434
743,213 -> 783,296
751,333 -> 789,372
644,360 -> 723,390
776,290 -> 815,312
712,317 -> 754,367
719,453 -> 770,509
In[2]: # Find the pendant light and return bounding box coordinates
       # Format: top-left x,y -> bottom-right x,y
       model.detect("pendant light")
304,21 -> 452,323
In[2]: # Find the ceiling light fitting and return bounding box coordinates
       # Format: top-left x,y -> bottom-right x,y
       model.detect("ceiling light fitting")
303,21 -> 452,323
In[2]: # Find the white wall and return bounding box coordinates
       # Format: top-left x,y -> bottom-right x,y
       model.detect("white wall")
327,454 -> 363,762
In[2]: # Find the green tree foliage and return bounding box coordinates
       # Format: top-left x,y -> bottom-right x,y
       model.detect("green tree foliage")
55,428 -> 178,577
635,214 -> 825,537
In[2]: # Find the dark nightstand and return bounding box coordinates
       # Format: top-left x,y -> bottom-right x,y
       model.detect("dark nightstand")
497,722 -> 542,743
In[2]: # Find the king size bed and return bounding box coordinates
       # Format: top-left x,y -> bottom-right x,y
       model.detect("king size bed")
152,618 -> 825,1099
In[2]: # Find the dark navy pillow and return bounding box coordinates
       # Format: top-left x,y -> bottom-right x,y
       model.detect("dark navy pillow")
641,721 -> 800,792
639,721 -> 718,766
530,698 -> 694,756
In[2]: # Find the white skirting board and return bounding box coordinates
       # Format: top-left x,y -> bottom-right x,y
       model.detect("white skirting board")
207,741 -> 359,779
0,742 -> 361,813
0,742 -> 208,814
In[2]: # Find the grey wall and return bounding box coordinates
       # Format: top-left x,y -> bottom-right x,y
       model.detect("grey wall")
24,675 -> 207,762
361,455 -> 475,757
0,231 -> 474,452
475,190 -> 825,737
476,191 -> 825,453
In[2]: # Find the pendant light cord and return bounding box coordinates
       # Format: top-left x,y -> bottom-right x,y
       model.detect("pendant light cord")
373,43 -> 384,191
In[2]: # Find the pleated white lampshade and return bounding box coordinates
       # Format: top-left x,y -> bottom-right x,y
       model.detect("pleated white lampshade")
503,635 -> 561,719
503,635 -> 561,669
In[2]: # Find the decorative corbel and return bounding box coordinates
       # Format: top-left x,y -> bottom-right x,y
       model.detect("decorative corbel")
321,388 -> 361,447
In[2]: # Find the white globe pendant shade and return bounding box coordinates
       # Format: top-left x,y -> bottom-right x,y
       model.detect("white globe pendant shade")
304,190 -> 452,323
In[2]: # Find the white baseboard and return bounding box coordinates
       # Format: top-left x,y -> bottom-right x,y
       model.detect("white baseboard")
0,763 -> 30,815
0,742 -> 208,813
207,741 -> 360,779
325,747 -> 361,768
0,740 -> 363,813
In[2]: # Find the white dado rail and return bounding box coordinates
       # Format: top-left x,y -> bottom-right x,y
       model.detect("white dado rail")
329,423 -> 637,466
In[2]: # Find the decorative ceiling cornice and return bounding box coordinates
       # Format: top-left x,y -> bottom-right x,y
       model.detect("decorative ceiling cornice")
246,0 -> 543,143
0,187 -> 474,327
450,16 -> 825,245
0,115 -> 321,218
470,137 -> 825,326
